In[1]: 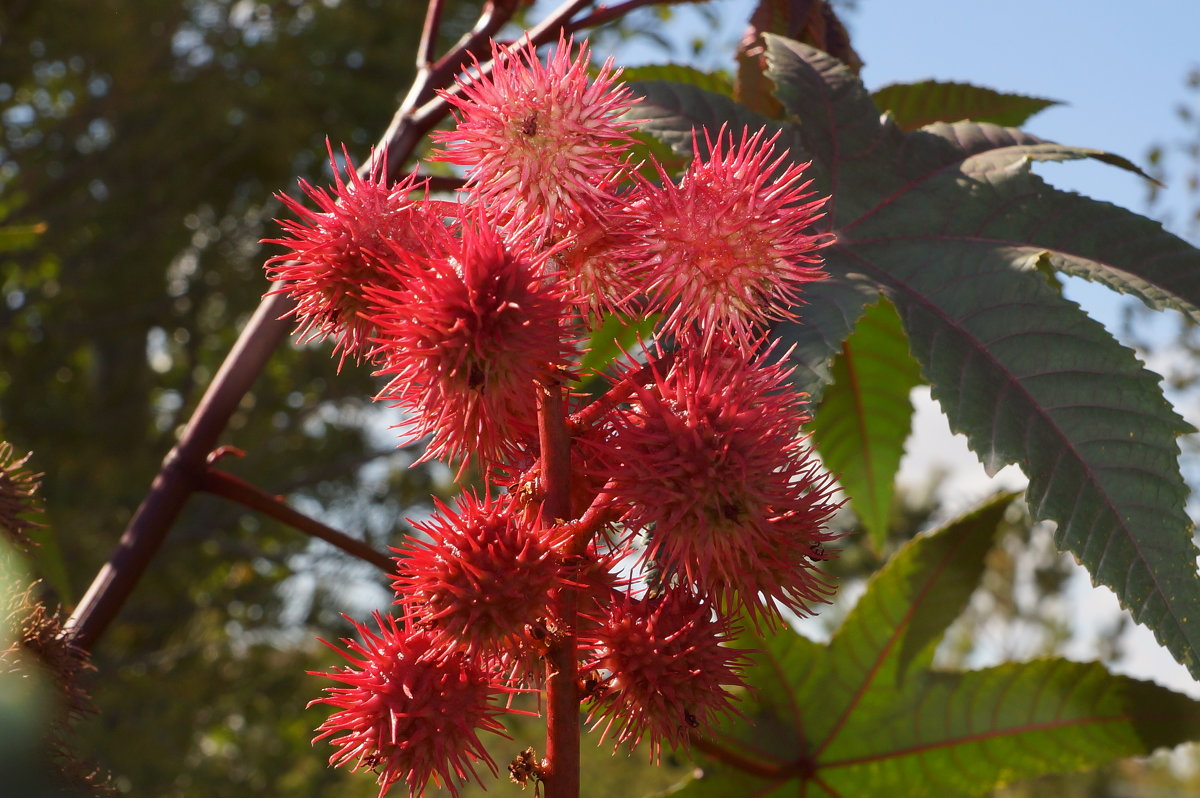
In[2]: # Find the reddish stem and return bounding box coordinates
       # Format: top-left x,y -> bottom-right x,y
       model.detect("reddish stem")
571,346 -> 677,430
562,0 -> 702,36
563,481 -> 620,550
688,733 -> 790,780
199,468 -> 394,574
63,292 -> 294,651
539,382 -> 580,798
414,0 -> 444,69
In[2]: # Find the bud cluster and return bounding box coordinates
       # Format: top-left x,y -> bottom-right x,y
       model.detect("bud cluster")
267,36 -> 839,798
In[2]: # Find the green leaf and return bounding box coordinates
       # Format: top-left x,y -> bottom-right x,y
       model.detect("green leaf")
631,36 -> 1200,678
819,660 -> 1200,796
576,313 -> 659,396
772,274 -> 879,401
877,242 -> 1196,662
807,492 -> 1016,743
809,297 -> 922,548
625,80 -> 805,162
667,496 -> 1200,797
619,65 -> 734,98
871,80 -> 1060,130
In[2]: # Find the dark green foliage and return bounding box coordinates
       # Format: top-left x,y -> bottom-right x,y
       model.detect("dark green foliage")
630,36 -> 1200,682
871,80 -> 1060,131
666,495 -> 1200,797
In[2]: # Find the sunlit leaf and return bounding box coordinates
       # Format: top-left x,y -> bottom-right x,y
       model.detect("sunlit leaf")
668,495 -> 1200,797
632,36 -> 1200,679
809,298 -> 922,548
871,80 -> 1060,130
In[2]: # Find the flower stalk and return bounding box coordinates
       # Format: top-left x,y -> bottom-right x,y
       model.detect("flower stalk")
538,382 -> 581,798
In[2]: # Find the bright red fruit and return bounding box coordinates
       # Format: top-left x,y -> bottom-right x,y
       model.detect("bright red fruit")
583,587 -> 748,759
629,126 -> 833,349
432,36 -> 637,237
366,214 -> 572,470
264,144 -> 430,363
309,612 -> 510,798
596,339 -> 841,623
393,492 -> 565,660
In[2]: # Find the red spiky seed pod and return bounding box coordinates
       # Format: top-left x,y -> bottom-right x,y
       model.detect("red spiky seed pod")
366,214 -> 573,470
264,143 -> 431,363
629,126 -> 832,350
432,36 -> 637,237
309,612 -> 511,798
394,492 -> 566,661
0,441 -> 43,550
594,339 -> 841,624
550,200 -> 641,319
583,587 -> 749,760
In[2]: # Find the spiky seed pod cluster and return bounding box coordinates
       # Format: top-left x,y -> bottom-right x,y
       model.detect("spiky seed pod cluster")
0,441 -> 43,550
310,613 -> 512,798
596,340 -> 842,625
583,587 -> 749,760
2,575 -> 111,793
269,34 -> 838,798
393,493 -> 565,659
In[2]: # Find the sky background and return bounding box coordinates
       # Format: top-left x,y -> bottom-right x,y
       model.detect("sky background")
593,0 -> 1200,695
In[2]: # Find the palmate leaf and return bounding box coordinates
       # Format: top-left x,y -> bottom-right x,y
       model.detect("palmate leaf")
629,37 -> 1200,679
809,298 -> 921,548
871,80 -> 1060,131
666,496 -> 1200,797
618,64 -> 734,98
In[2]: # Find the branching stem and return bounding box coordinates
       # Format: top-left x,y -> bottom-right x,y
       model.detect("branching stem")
199,468 -> 393,574
571,346 -> 677,430
539,381 -> 581,798
562,0 -> 702,36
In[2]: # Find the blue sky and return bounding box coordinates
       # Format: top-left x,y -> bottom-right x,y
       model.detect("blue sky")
851,0 -> 1200,327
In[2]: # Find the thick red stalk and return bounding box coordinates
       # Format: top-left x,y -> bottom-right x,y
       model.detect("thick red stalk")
538,382 -> 580,798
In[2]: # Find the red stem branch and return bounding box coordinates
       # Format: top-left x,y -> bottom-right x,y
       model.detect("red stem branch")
199,468 -> 394,574
539,382 -> 580,798
562,0 -> 702,36
64,292 -> 294,651
414,0 -> 445,69
687,733 -> 790,780
563,481 -> 620,550
571,346 -> 677,430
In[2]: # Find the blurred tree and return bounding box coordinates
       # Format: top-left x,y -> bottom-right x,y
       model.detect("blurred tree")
0,0 -> 474,793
